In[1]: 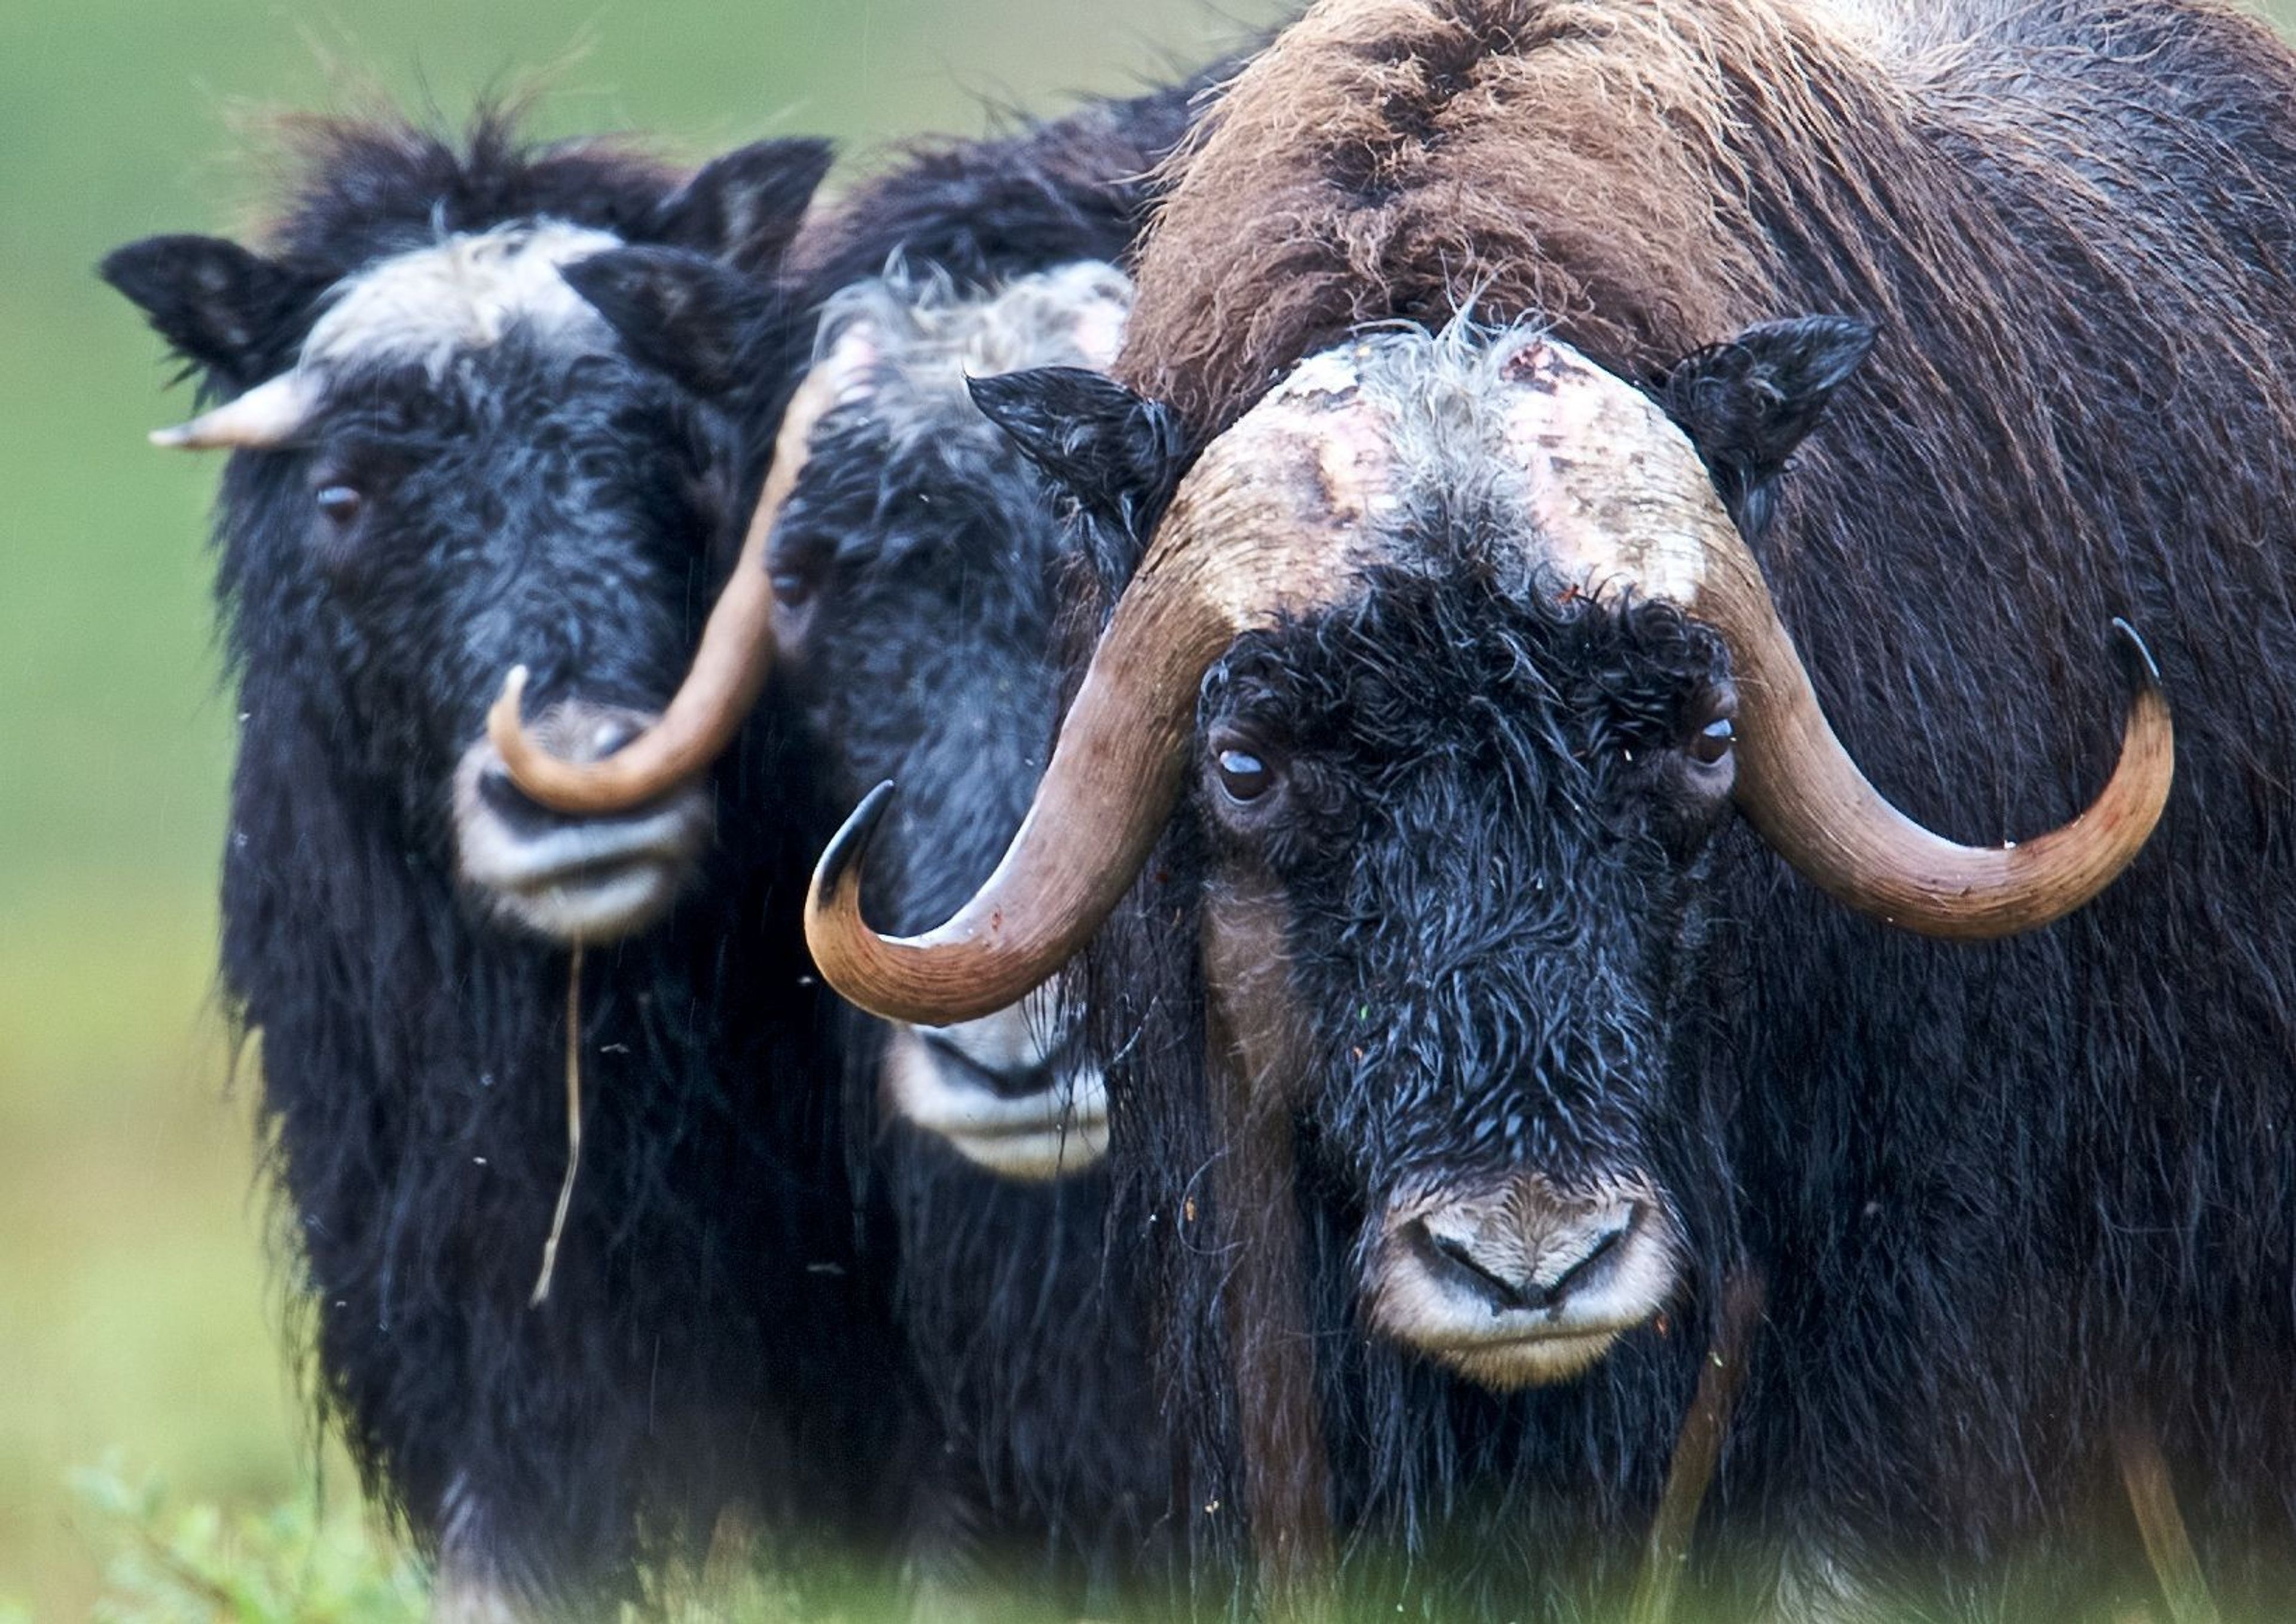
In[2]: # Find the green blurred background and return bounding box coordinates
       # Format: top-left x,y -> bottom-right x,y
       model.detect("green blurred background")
0,1 -> 1282,1613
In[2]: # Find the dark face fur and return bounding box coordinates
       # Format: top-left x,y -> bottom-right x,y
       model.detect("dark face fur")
234,328 -> 731,940
103,134 -> 829,945
1198,572 -> 1736,1385
978,316 -> 1863,1385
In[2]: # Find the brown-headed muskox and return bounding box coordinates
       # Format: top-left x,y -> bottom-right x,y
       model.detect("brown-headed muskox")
801,0 -> 2296,1614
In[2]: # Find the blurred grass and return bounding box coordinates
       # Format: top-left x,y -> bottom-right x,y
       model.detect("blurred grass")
0,0 -> 1277,1614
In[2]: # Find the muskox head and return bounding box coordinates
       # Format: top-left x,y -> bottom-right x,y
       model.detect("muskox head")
103,127 -> 830,944
802,318 -> 2172,1387
765,264 -> 1134,1178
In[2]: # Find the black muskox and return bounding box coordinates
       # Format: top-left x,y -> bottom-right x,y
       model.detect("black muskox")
803,0 -> 2296,1614
770,264 -> 1168,1603
100,116 -> 928,1615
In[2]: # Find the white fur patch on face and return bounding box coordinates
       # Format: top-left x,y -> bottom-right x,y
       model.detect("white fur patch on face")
303,221 -> 625,378
1365,1170 -> 1684,1390
813,260 -> 1136,424
881,986 -> 1109,1180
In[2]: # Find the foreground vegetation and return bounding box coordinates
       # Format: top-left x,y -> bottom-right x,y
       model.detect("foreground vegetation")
22,1464 -> 2260,1624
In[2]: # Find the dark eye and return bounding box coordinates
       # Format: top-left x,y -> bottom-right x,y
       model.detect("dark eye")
315,483 -> 364,526
769,532 -> 831,609
1687,715 -> 1734,765
770,562 -> 816,607
1216,746 -> 1273,802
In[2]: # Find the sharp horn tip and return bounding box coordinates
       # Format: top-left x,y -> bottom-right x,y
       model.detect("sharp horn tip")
816,781 -> 897,900
487,666 -> 538,758
2109,618 -> 2163,693
148,426 -> 192,448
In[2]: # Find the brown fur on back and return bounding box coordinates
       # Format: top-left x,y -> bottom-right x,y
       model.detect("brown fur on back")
1119,0 -> 2296,451
1121,0 -> 1778,425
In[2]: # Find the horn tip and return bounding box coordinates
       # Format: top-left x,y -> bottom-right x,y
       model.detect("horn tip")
148,425 -> 194,448
816,780 -> 897,901
486,666 -> 535,755
2108,617 -> 2163,694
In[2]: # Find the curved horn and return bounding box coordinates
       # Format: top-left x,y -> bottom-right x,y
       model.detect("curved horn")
1708,572 -> 2170,938
488,347 -> 862,813
806,355 -> 1394,1024
149,373 -> 316,450
1503,338 -> 2173,939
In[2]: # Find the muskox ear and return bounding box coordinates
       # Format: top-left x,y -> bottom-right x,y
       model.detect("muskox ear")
1658,315 -> 1875,534
655,136 -> 835,274
99,234 -> 322,390
969,367 -> 1188,543
563,245 -> 770,400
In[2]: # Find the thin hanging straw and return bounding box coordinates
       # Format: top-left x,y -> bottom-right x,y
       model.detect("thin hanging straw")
530,944 -> 585,1306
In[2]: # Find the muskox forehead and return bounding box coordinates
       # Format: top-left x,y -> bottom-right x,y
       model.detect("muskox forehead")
302,219 -> 623,378
1209,326 -> 1731,605
814,260 -> 1135,441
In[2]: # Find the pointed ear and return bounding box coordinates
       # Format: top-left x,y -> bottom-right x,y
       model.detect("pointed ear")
99,234 -> 322,389
967,367 -> 1187,533
561,246 -> 770,399
655,137 -> 835,274
1658,315 -> 1874,533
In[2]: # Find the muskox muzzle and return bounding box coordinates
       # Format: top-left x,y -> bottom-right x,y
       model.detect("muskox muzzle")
456,698 -> 711,943
1367,1173 -> 1684,1388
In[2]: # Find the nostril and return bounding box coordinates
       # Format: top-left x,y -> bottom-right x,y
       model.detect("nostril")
1412,1202 -> 1642,1318
923,1034 -> 1060,1102
993,1059 -> 1061,1102
476,765 -> 564,839
1419,1225 -> 1532,1314
1544,1211 -> 1634,1304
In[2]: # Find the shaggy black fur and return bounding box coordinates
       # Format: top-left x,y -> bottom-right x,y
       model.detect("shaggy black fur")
982,0 -> 2296,1614
762,75 -> 1286,1605
102,116 -> 922,1613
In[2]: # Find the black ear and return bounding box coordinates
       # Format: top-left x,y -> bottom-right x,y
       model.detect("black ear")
1658,315 -> 1874,535
655,137 -> 835,274
561,246 -> 771,399
969,367 -> 1188,536
98,234 -> 321,389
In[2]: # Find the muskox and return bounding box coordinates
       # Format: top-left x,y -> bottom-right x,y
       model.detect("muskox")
101,117 -> 926,1615
801,0 -> 2296,1614
767,264 -> 1167,1603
